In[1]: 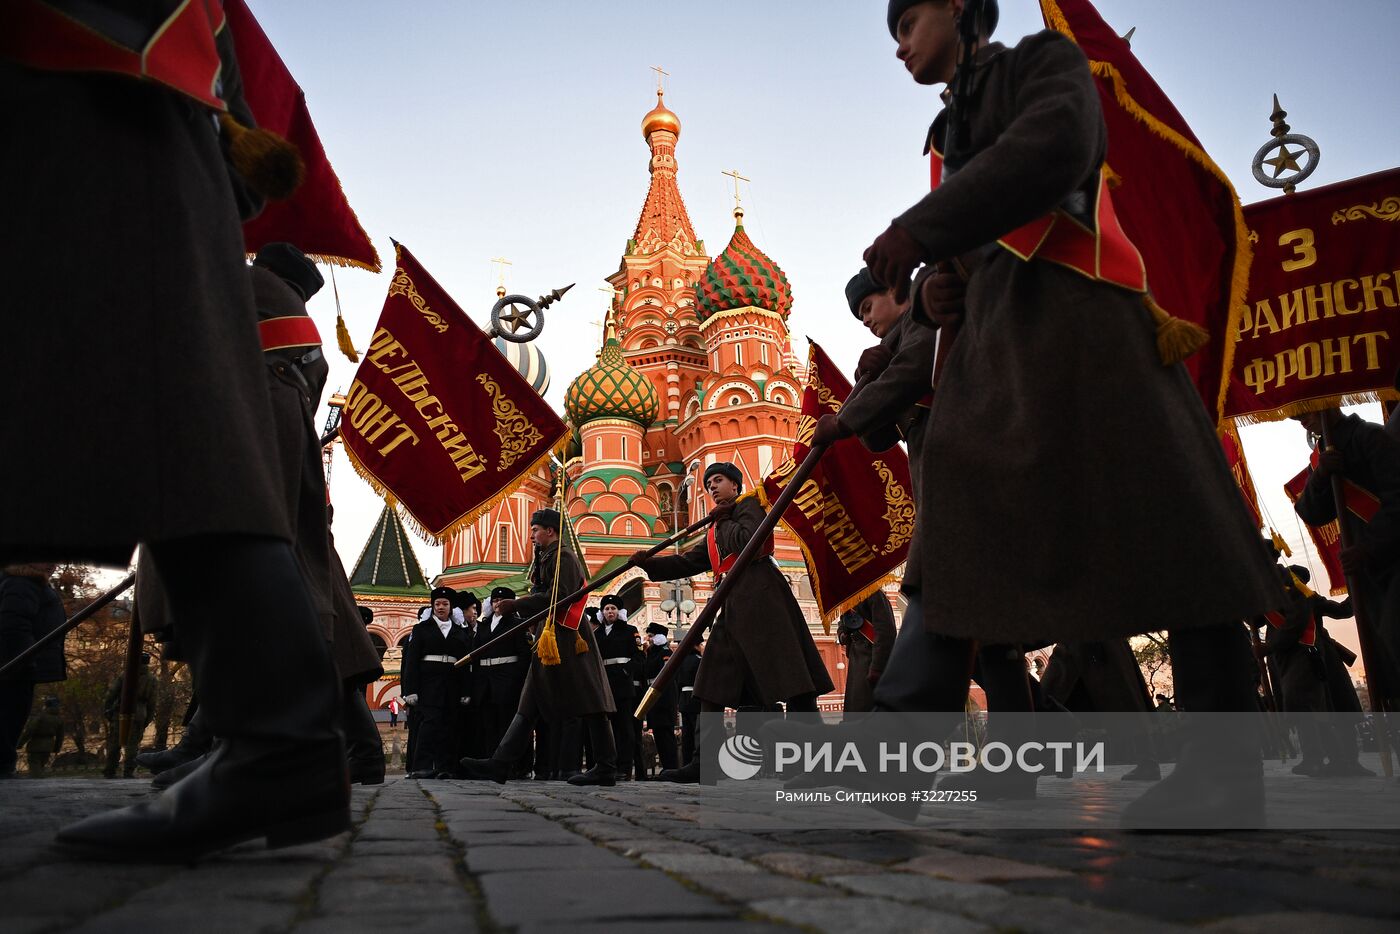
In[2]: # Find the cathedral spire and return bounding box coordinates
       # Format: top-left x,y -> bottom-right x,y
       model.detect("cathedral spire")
632,84 -> 698,254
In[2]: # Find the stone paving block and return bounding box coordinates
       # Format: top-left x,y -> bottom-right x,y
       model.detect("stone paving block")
956,893 -> 1191,934
445,827 -> 589,847
825,872 -> 1008,910
350,838 -> 454,857
1203,867 -> 1400,917
0,917 -> 52,934
1201,911 -> 1400,933
565,820 -> 650,841
1001,875 -> 1279,923
894,847 -> 1074,883
0,863 -> 172,917
479,868 -> 733,925
123,862 -> 322,903
465,843 -> 633,872
330,854 -> 461,883
295,916 -> 476,934
316,877 -> 472,915
67,901 -> 298,934
752,851 -> 885,879
355,820 -> 442,842
602,838 -> 713,857
518,921 -> 791,934
684,870 -> 832,901
748,895 -> 992,934
636,852 -> 760,875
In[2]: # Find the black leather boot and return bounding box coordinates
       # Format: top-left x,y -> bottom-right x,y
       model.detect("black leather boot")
343,683 -> 385,785
460,713 -> 532,784
567,715 -> 616,786
58,537 -> 348,860
135,706 -> 212,776
152,749 -> 210,790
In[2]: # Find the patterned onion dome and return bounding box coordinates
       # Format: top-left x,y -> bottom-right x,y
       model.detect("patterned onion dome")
563,334 -> 660,427
492,335 -> 550,395
695,217 -> 793,320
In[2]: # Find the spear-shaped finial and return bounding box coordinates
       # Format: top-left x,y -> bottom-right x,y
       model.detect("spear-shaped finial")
1269,94 -> 1291,138
537,283 -> 574,311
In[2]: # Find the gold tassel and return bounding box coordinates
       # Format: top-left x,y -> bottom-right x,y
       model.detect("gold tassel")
574,629 -> 589,655
218,113 -> 304,201
1103,162 -> 1123,190
536,619 -> 561,666
329,267 -> 359,362
1270,529 -> 1292,557
1144,295 -> 1208,366
1288,571 -> 1315,599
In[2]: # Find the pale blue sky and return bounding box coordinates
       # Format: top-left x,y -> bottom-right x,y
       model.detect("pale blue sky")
256,1 -> 1400,625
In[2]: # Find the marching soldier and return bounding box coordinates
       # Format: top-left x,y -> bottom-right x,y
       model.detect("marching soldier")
594,595 -> 639,779
102,653 -> 156,779
1040,640 -> 1160,781
401,587 -> 472,779
18,696 -> 65,778
629,629 -> 649,779
1258,566 -> 1334,775
677,642 -> 703,767
836,592 -> 897,714
460,509 -> 618,786
632,463 -> 833,783
860,0 -> 1280,824
453,590 -> 483,763
643,623 -> 680,772
475,587 -> 531,770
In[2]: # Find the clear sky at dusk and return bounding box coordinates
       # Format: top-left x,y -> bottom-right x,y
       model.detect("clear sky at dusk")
250,1 -> 1400,655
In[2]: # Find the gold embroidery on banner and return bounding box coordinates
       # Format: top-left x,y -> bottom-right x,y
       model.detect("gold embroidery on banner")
388,269 -> 449,333
477,373 -> 542,470
1331,196 -> 1400,225
874,460 -> 915,555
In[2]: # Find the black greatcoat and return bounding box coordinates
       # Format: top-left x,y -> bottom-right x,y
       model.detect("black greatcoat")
400,618 -> 472,772
515,543 -> 615,720
894,32 -> 1279,642
594,621 -> 641,706
0,30 -> 291,566
640,498 -> 833,707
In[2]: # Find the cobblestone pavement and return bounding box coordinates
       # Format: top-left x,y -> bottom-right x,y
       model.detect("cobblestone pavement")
2,765 -> 1398,933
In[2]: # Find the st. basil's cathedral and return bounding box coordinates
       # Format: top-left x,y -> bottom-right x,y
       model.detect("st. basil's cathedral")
351,89 -> 880,710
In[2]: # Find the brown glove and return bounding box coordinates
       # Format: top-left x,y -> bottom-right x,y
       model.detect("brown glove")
863,224 -> 925,303
813,413 -> 853,447
492,598 -> 517,617
1313,449 -> 1345,480
628,549 -> 652,566
709,502 -> 735,522
855,345 -> 894,381
919,267 -> 966,328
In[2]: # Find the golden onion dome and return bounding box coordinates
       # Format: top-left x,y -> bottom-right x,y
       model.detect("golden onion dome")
641,90 -> 681,140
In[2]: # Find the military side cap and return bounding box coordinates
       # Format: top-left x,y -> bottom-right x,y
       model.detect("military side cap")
254,242 -> 324,301
430,586 -> 457,604
845,267 -> 880,318
490,586 -> 516,602
646,622 -> 670,636
531,508 -> 562,532
704,462 -> 743,488
600,595 -> 625,611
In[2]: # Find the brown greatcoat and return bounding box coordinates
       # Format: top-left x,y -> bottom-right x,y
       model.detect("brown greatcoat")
837,312 -> 936,585
892,31 -> 1278,643
640,498 -> 834,707
515,542 -> 615,720
0,32 -> 291,567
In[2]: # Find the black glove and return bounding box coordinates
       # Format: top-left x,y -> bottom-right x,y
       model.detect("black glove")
813,414 -> 853,447
855,345 -> 893,381
863,223 -> 926,303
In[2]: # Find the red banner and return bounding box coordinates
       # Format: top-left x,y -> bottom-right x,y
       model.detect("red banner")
1224,167 -> 1400,422
226,0 -> 380,272
341,244 -> 567,541
755,343 -> 913,622
1041,0 -> 1252,419
1219,424 -> 1263,529
1283,457 -> 1347,595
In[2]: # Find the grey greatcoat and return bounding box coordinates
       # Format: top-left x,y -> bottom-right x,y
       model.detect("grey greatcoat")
0,30 -> 291,566
892,31 -> 1278,643
515,543 -> 615,720
640,498 -> 834,707
837,312 -> 936,582
1040,640 -> 1153,714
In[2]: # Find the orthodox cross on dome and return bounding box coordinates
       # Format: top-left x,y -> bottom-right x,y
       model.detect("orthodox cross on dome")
490,255 -> 512,299
650,64 -> 670,94
722,168 -> 750,221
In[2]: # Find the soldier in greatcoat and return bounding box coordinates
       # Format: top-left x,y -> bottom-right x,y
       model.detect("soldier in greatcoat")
4,4 -> 349,857
859,0 -> 1280,825
677,642 -> 703,767
836,593 -> 898,714
632,463 -> 833,783
460,509 -> 618,786
1040,639 -> 1160,781
594,595 -> 639,778
401,586 -> 472,779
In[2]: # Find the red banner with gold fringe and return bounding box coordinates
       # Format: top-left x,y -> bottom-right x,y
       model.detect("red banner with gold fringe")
1040,0 -> 1253,421
1283,456 -> 1347,596
225,0 -> 380,271
340,243 -> 567,542
1224,167 -> 1400,423
1220,424 -> 1263,529
755,343 -> 913,623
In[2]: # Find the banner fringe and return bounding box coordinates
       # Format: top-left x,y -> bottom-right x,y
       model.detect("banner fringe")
1040,0 -> 1253,425
1229,389 -> 1400,427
